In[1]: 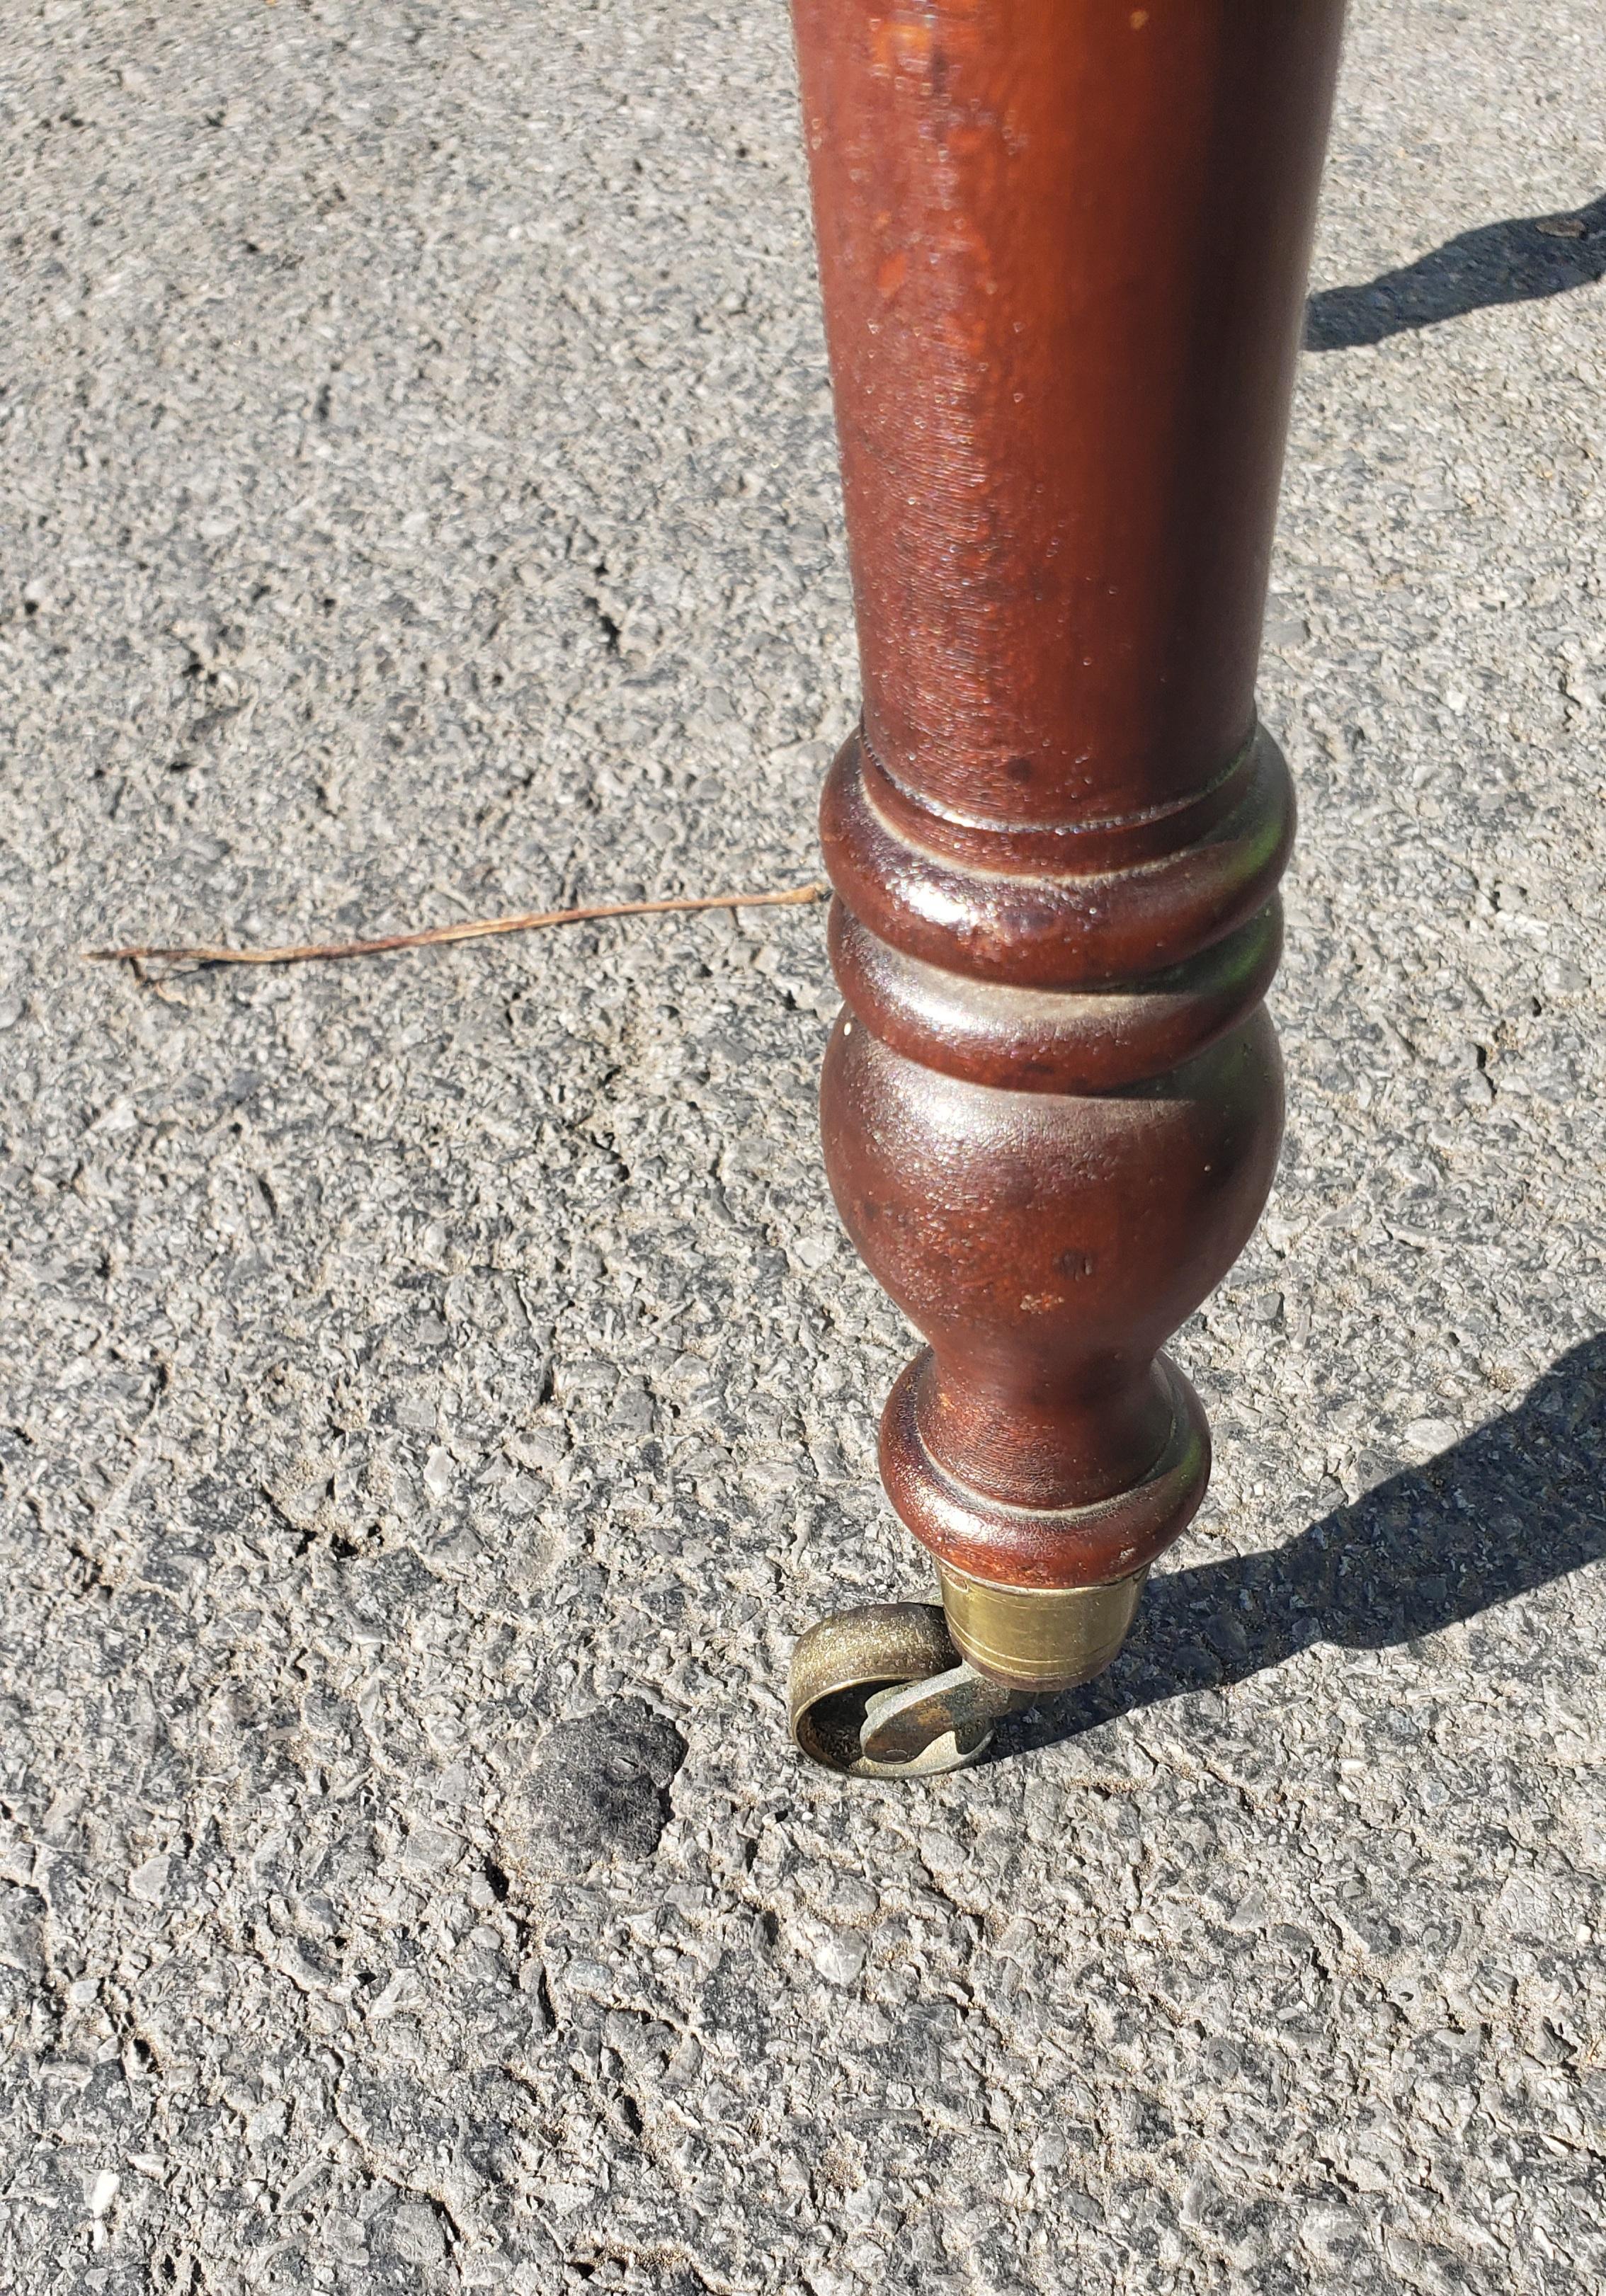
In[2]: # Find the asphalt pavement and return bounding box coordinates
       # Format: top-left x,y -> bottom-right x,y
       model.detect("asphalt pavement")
1,3 -> 1604,2290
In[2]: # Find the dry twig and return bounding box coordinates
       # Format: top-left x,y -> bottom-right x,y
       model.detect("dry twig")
84,879 -> 828,971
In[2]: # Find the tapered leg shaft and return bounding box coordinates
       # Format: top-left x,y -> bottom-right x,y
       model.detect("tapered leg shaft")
790,1 -> 1346,1732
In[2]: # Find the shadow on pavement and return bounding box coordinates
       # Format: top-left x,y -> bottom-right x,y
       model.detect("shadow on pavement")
1008,1333 -> 1606,1757
1306,192 -> 1606,350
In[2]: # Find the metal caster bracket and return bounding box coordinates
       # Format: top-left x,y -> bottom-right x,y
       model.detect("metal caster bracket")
789,1603 -> 1031,1780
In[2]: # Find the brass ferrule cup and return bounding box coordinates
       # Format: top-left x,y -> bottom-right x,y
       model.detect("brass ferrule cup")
935,1562 -> 1150,1693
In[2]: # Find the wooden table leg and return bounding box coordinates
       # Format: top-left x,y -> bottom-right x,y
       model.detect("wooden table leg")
787,1 -> 1348,1774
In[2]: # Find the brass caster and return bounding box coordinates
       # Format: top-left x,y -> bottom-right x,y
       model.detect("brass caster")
789,1602 -> 1031,1779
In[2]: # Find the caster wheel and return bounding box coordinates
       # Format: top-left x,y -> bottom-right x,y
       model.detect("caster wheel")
789,1601 -> 1029,1779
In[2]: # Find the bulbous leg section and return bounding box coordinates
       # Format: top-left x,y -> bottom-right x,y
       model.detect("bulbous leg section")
820,990 -> 1282,1662
824,1007 -> 1282,1525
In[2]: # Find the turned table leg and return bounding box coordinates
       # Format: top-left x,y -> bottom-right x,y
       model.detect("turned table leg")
786,1 -> 1348,1775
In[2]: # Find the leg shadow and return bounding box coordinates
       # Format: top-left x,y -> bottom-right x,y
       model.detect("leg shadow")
1306,193 -> 1606,350
1010,1334 -> 1606,1756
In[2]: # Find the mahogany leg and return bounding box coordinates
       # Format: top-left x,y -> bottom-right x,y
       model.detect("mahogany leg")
787,1 -> 1348,1774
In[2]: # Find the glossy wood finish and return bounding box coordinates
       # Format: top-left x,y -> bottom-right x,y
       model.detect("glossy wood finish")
792,1 -> 1345,1629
